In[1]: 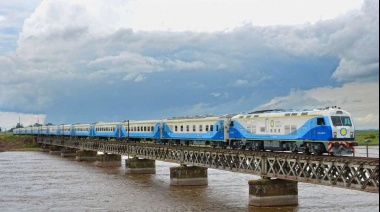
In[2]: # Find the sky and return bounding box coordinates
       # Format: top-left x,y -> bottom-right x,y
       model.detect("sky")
0,0 -> 378,130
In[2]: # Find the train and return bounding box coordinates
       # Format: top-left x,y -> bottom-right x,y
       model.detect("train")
13,106 -> 357,156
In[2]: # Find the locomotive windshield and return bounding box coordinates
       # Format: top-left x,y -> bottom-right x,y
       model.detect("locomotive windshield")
331,116 -> 352,126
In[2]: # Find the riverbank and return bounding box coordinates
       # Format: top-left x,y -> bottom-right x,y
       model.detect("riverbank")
0,134 -> 39,152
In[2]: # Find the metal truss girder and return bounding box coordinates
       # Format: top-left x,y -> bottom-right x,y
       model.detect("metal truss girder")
36,138 -> 379,193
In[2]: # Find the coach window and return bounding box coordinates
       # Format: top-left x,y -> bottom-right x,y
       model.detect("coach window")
175,126 -> 178,132
199,125 -> 203,132
180,125 -> 183,132
186,125 -> 189,132
193,125 -> 196,132
144,126 -> 146,131
210,125 -> 214,131
216,125 -> 219,131
205,125 -> 209,132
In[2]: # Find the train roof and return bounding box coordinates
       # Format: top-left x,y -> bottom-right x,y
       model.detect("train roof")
235,106 -> 350,118
248,106 -> 345,114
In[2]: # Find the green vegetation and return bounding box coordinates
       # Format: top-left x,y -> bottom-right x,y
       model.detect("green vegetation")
0,132 -> 21,141
0,133 -> 39,151
355,130 -> 379,146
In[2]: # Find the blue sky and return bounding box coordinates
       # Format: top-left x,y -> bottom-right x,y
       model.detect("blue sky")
0,0 -> 378,130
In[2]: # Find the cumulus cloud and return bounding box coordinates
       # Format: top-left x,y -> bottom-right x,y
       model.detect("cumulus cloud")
0,0 -> 378,128
260,0 -> 379,82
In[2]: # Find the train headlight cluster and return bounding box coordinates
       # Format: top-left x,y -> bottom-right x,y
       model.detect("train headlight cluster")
333,132 -> 337,138
350,132 -> 354,138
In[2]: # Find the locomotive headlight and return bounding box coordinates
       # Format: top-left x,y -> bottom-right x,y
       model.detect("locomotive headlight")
350,132 -> 354,138
333,132 -> 337,138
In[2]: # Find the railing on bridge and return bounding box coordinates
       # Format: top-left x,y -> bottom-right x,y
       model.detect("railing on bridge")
37,137 -> 379,193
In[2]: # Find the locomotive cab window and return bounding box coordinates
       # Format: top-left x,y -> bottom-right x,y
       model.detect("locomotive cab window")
317,118 -> 325,126
331,116 -> 352,126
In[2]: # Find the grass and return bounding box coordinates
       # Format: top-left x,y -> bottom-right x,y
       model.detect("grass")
0,132 -> 22,141
0,132 -> 39,150
355,130 -> 379,146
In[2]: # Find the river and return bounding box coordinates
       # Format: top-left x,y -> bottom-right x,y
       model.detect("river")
0,146 -> 378,212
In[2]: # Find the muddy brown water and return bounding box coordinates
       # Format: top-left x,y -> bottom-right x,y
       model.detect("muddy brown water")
0,146 -> 378,211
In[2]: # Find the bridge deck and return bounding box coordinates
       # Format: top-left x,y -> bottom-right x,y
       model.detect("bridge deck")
37,137 -> 379,193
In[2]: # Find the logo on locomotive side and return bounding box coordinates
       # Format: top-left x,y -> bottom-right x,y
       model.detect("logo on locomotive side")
340,128 -> 347,136
270,120 -> 274,127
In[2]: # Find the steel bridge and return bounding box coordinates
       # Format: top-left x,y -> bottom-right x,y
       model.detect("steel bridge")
37,137 -> 379,193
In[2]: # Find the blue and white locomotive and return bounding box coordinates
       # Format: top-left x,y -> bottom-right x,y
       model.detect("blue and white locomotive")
13,106 -> 356,156
228,107 -> 356,155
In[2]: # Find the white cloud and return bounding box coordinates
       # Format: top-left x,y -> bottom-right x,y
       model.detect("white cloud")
0,112 -> 46,130
125,0 -> 364,31
233,79 -> 249,87
332,58 -> 379,81
211,92 -> 229,99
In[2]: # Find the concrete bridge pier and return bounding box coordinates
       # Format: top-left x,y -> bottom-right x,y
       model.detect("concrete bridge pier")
125,157 -> 156,174
76,150 -> 97,162
170,166 -> 208,186
61,148 -> 77,158
49,146 -> 61,155
248,178 -> 298,207
95,153 -> 121,167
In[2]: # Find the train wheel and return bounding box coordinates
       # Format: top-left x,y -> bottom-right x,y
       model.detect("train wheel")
315,149 -> 323,156
315,144 -> 324,156
304,147 -> 311,155
290,143 -> 298,153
